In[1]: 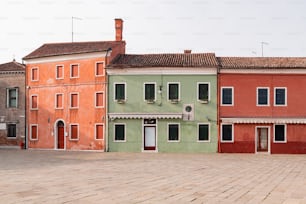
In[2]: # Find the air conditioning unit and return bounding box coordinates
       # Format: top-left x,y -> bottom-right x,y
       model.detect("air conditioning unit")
183,104 -> 194,121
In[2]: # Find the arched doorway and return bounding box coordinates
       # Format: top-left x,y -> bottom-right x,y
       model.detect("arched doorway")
56,121 -> 65,149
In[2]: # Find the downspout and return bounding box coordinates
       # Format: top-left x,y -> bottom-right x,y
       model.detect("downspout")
104,48 -> 112,152
217,64 -> 221,153
24,63 -> 27,149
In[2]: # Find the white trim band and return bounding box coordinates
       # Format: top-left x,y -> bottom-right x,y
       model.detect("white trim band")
221,117 -> 306,124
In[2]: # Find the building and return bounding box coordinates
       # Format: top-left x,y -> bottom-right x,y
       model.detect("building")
107,52 -> 219,152
0,60 -> 25,148
23,19 -> 126,150
218,57 -> 306,154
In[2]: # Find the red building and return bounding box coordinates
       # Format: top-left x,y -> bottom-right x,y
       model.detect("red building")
218,57 -> 306,154
23,19 -> 125,150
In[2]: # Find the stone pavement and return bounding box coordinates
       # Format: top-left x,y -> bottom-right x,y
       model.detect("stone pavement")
0,149 -> 306,204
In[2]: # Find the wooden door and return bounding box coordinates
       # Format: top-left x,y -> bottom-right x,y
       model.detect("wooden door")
57,121 -> 65,149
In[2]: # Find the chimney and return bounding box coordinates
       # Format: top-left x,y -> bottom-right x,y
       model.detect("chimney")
184,50 -> 192,54
115,18 -> 123,41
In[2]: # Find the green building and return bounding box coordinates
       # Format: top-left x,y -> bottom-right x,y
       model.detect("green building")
107,53 -> 219,152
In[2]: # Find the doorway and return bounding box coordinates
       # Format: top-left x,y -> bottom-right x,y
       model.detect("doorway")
56,121 -> 65,149
256,127 -> 269,153
143,119 -> 156,151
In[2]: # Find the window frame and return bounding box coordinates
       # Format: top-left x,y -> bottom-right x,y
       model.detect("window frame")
7,124 -> 17,138
31,67 -> 39,81
144,82 -> 156,102
167,82 -> 180,102
197,82 -> 210,103
95,91 -> 104,108
30,124 -> 38,141
274,87 -> 287,106
221,123 -> 234,143
30,94 -> 38,110
167,123 -> 180,142
95,123 -> 104,140
273,124 -> 287,143
55,65 -> 64,80
198,123 -> 210,142
114,82 -> 127,102
55,93 -> 64,109
70,64 -> 80,78
257,87 -> 270,106
114,123 -> 126,142
69,123 -> 79,141
95,61 -> 105,77
6,88 -> 18,108
221,87 -> 234,106
69,92 -> 79,109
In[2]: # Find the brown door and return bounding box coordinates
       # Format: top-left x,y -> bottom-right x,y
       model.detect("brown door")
57,121 -> 65,149
257,127 -> 268,152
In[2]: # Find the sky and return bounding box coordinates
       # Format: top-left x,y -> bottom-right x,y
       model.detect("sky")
1,0 -> 306,63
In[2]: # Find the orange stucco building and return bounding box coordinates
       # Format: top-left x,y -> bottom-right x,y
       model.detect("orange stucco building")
23,19 -> 125,150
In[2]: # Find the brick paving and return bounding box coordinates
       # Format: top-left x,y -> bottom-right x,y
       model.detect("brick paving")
0,149 -> 306,203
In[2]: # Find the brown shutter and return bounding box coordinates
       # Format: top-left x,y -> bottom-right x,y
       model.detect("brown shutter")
32,68 -> 38,80
57,66 -> 63,78
96,92 -> 103,107
96,62 -> 104,76
31,126 -> 37,139
56,94 -> 63,108
71,125 -> 78,139
96,125 -> 103,139
71,94 -> 78,108
71,65 -> 78,77
32,95 -> 38,109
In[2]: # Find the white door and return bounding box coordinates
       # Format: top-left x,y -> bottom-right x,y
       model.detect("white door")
144,126 -> 156,150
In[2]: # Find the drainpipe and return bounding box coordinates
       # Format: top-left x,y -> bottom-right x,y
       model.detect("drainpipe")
104,48 -> 112,152
217,65 -> 221,153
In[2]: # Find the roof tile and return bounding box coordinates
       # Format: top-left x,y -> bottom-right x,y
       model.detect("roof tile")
0,61 -> 25,71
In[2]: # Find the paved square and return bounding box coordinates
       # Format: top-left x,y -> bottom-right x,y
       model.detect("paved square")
1,149 -> 306,203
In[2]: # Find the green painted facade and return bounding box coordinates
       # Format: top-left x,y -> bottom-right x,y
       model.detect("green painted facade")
108,73 -> 218,152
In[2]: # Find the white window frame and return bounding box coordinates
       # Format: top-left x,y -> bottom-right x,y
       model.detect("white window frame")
221,86 -> 234,106
30,124 -> 38,141
55,93 -> 64,109
197,82 -> 210,103
95,61 -> 105,77
69,92 -> 79,109
220,123 -> 234,143
95,91 -> 104,108
197,123 -> 210,142
144,82 -> 157,102
114,82 -> 127,102
274,87 -> 287,106
167,123 -> 180,142
114,123 -> 126,142
31,67 -> 39,81
95,123 -> 104,140
167,82 -> 180,102
69,123 -> 79,141
257,87 -> 270,106
6,88 -> 18,108
273,124 -> 287,143
55,65 -> 64,80
70,63 -> 80,78
30,94 -> 38,110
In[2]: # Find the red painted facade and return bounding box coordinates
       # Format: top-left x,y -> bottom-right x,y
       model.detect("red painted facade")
219,73 -> 306,154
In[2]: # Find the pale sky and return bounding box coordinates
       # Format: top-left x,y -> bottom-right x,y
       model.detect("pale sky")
1,0 -> 306,63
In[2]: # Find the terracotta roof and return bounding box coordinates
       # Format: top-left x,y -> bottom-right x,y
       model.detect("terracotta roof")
108,53 -> 219,68
23,41 -> 125,60
218,57 -> 306,69
0,61 -> 25,71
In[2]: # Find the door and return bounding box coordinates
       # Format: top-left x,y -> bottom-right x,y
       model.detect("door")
144,126 -> 156,150
57,121 -> 65,149
257,127 -> 268,152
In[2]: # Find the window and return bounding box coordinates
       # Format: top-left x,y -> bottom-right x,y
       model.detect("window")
95,124 -> 104,140
56,65 -> 64,79
31,67 -> 38,81
95,92 -> 104,107
221,124 -> 233,142
70,64 -> 79,78
31,95 -> 38,110
114,83 -> 126,101
95,62 -> 104,76
7,124 -> 16,138
144,83 -> 155,101
168,83 -> 179,101
274,88 -> 287,106
198,124 -> 209,142
55,93 -> 63,109
274,124 -> 286,143
70,93 -> 79,108
257,88 -> 269,106
7,88 -> 18,108
168,124 -> 179,141
114,124 -> 125,141
198,83 -> 209,102
221,87 -> 234,105
70,124 -> 79,140
30,124 -> 38,140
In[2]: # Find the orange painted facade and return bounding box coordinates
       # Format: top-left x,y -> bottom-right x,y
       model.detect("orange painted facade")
219,73 -> 306,154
